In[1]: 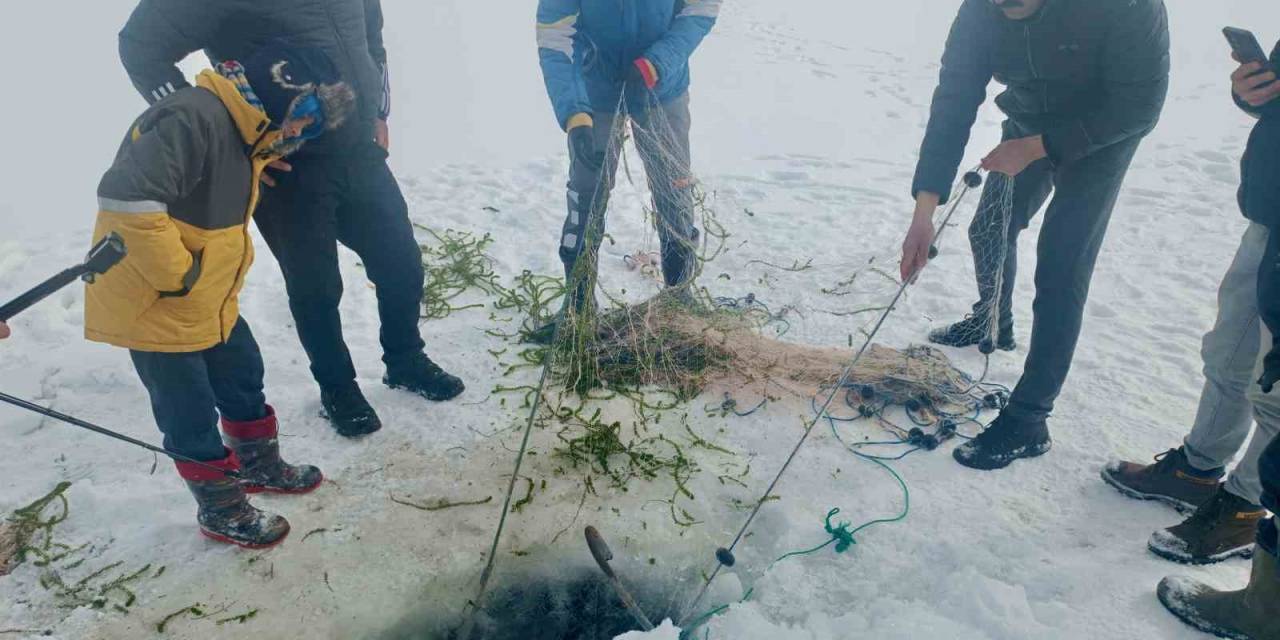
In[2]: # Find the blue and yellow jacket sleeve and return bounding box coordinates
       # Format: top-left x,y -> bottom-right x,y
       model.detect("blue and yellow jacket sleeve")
642,0 -> 722,92
537,0 -> 594,130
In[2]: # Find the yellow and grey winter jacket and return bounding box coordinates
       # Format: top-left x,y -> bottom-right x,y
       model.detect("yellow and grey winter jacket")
85,70 -> 283,352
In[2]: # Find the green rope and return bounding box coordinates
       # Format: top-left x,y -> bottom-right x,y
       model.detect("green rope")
679,421 -> 911,639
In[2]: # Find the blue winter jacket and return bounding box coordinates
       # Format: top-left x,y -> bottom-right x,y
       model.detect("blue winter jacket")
536,0 -> 721,129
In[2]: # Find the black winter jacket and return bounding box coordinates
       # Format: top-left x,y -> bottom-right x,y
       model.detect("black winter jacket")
119,0 -> 389,151
1238,40 -> 1280,228
1240,42 -> 1280,400
913,0 -> 1170,203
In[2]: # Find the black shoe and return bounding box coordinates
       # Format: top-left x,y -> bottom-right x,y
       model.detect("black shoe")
384,353 -> 465,401
928,314 -> 1015,351
320,383 -> 383,438
953,414 -> 1051,470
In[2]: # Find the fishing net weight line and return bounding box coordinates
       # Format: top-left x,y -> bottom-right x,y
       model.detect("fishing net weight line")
678,168 -> 988,625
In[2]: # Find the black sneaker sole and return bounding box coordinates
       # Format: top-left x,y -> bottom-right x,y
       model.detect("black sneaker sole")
952,439 -> 1051,471
1148,539 -> 1254,566
318,408 -> 382,438
384,380 -> 465,402
926,333 -> 1017,352
1098,468 -> 1200,513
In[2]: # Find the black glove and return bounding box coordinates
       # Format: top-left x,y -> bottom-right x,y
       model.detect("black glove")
569,125 -> 604,173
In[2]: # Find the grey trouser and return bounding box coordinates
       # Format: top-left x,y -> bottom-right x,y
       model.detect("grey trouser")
559,93 -> 698,290
971,136 -> 1143,423
1183,223 -> 1280,506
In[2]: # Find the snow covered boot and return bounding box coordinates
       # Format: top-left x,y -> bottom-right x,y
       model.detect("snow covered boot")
1148,486 -> 1266,565
928,314 -> 1015,352
1157,545 -> 1280,640
320,382 -> 382,438
175,451 -> 290,549
384,352 -> 465,401
953,414 -> 1051,470
222,406 -> 323,495
1101,447 -> 1223,512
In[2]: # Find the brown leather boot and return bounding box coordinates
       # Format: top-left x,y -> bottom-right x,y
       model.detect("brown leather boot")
222,406 -> 323,495
1158,545 -> 1280,640
1148,485 -> 1266,565
1102,447 -> 1223,512
175,451 -> 290,549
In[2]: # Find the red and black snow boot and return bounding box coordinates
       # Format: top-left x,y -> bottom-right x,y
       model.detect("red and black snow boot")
176,451 -> 290,549
222,406 -> 323,495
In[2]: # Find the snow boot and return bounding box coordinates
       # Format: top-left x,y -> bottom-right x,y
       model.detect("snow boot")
221,406 -> 323,495
525,280 -> 598,346
927,314 -> 1015,352
953,414 -> 1051,470
320,382 -> 382,438
1101,447 -> 1223,512
384,352 -> 465,401
1149,486 -> 1266,565
1157,545 -> 1280,640
176,451 -> 290,549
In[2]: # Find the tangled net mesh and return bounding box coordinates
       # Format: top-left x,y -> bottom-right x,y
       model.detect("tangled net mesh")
542,85 -> 997,415
561,290 -> 982,410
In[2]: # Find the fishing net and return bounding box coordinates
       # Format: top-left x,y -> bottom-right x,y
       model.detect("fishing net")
414,82 -> 1018,639
930,171 -> 1018,350
567,290 -> 985,409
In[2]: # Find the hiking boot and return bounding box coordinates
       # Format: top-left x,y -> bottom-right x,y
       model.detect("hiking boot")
320,383 -> 382,438
222,406 -> 323,495
175,451 -> 290,549
1101,447 -> 1223,512
384,353 -> 465,401
1148,486 -> 1266,565
1157,545 -> 1280,640
927,314 -> 1015,351
953,414 -> 1051,471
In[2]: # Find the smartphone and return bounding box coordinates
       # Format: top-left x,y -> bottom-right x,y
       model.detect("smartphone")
1224,27 -> 1271,65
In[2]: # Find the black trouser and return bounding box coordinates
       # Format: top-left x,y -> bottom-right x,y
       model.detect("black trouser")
561,93 -> 698,293
255,141 -> 426,390
129,318 -> 267,462
1261,433 -> 1279,556
968,135 -> 1143,423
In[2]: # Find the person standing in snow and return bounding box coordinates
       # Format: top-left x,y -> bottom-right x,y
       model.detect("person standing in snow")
85,44 -> 354,548
1157,433 -> 1280,639
533,0 -> 720,335
118,0 -> 464,439
1103,40 -> 1280,637
1103,43 -> 1280,569
898,0 -> 1170,470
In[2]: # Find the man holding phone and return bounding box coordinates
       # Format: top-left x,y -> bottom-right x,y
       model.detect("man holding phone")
1105,30 -> 1280,571
1102,29 -> 1280,639
900,0 -> 1170,470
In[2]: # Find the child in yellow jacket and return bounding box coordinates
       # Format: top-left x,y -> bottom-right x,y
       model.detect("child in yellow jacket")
85,44 -> 354,548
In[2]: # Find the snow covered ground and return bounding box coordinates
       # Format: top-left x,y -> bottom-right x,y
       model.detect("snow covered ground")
2,1 -> 1278,638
